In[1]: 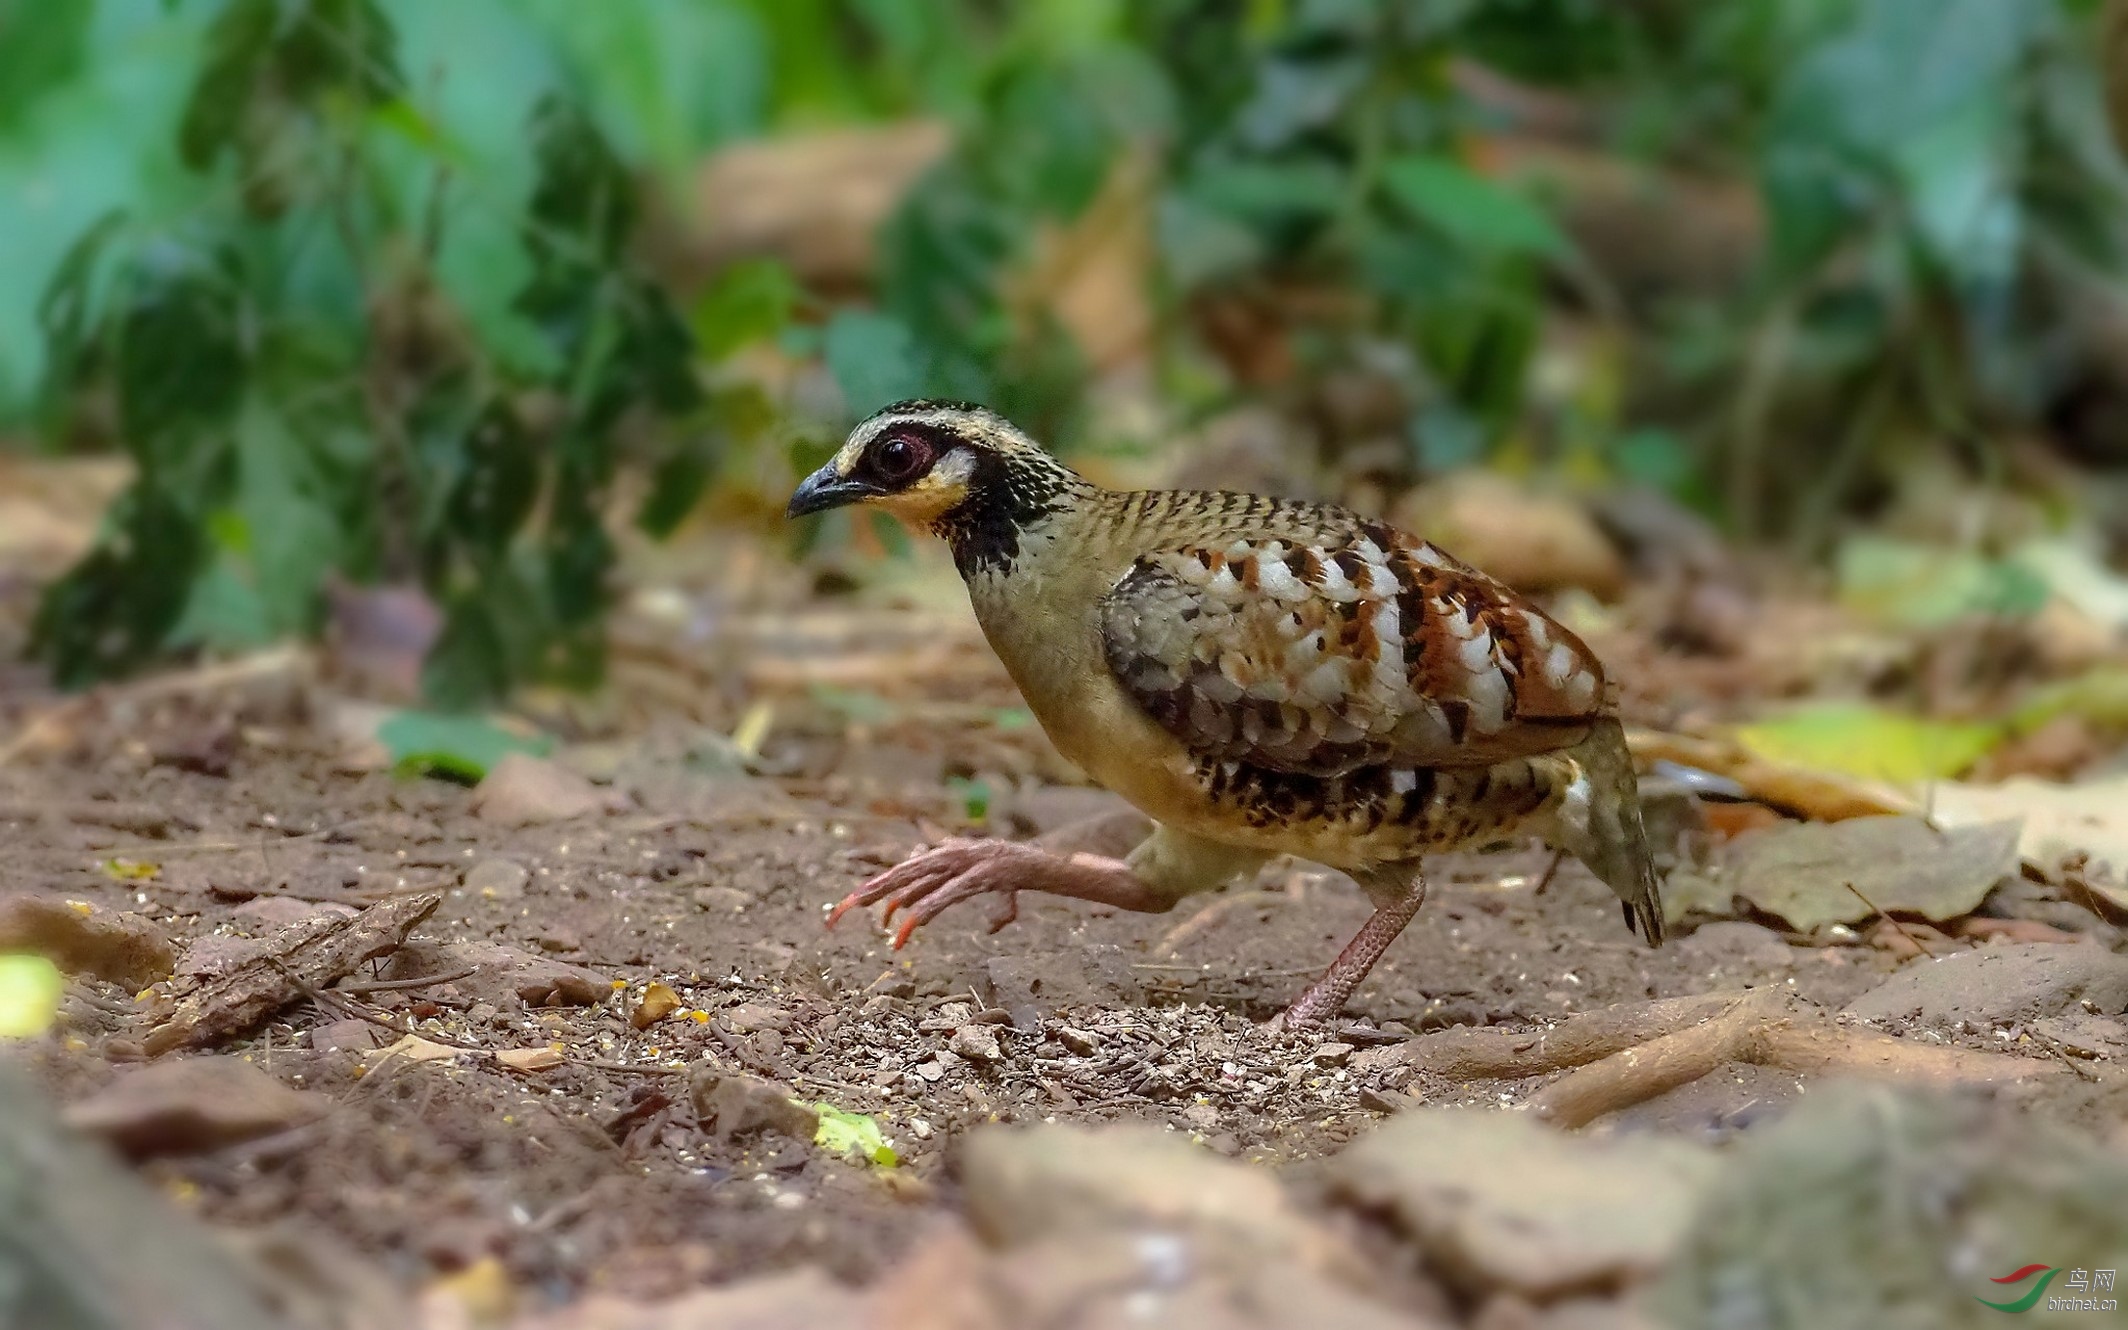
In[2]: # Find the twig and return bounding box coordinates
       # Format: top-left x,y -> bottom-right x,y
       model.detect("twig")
1526,990 -> 2063,1129
1845,881 -> 1937,958
331,965 -> 479,996
1378,992 -> 1747,1080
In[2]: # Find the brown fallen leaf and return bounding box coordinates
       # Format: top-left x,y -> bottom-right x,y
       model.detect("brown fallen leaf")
631,981 -> 685,1030
496,1047 -> 565,1072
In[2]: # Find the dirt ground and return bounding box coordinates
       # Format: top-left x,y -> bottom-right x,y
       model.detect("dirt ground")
3,539 -> 2127,1327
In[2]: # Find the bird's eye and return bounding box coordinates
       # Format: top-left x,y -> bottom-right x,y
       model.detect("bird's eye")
874,436 -> 927,484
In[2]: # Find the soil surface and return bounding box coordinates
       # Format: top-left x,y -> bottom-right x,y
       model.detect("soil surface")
3,555 -> 2123,1324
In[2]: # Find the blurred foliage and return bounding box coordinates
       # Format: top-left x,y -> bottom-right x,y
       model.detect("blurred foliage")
20,0 -> 713,701
6,0 -> 2128,691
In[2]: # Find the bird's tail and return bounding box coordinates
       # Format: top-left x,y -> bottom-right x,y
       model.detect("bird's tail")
1554,716 -> 1666,945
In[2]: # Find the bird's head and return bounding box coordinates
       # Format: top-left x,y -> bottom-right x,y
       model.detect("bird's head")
786,400 -> 1079,541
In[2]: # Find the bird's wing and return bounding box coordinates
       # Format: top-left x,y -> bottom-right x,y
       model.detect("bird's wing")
1099,526 -> 1605,774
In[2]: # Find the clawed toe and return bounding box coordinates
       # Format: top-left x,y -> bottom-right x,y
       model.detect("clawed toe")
826,838 -> 1032,945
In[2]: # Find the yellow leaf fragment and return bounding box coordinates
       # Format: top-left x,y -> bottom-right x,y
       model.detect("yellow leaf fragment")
0,954 -> 64,1039
631,981 -> 685,1030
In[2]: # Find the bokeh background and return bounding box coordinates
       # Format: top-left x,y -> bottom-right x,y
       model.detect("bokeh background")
8,7 -> 2128,1329
6,0 -> 2128,710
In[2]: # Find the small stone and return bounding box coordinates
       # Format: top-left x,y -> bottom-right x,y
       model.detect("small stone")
1052,1025 -> 1098,1056
0,896 -> 176,988
382,939 -> 608,1008
1330,1108 -> 1720,1299
463,858 -> 529,899
311,1018 -> 384,1054
175,934 -> 269,980
949,1024 -> 1002,1062
65,1057 -> 328,1159
473,753 -> 618,827
913,1059 -> 946,1082
1181,1102 -> 1220,1132
962,1123 -> 1364,1281
1313,1041 -> 1354,1066
687,1068 -> 817,1144
721,1002 -> 789,1033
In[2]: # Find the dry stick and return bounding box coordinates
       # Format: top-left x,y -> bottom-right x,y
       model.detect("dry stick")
1845,880 -> 1936,958
1388,991 -> 1747,1081
330,965 -> 480,996
1527,990 -> 2064,1129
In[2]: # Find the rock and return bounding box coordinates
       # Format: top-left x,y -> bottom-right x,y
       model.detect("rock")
721,1002 -> 789,1033
961,1123 -> 1360,1282
310,1018 -> 384,1054
173,934 -> 270,980
1843,941 -> 2128,1032
1330,1109 -> 1720,1299
472,754 -> 617,826
1656,1083 -> 2128,1327
0,896 -> 176,988
876,1221 -> 1439,1330
519,1268 -> 865,1330
688,1068 -> 817,1144
950,1025 -> 1002,1062
381,939 -> 609,1008
65,1058 -> 328,1159
462,858 -> 529,899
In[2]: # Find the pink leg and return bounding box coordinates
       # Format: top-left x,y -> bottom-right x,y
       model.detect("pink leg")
1279,871 -> 1428,1028
826,838 -> 1177,949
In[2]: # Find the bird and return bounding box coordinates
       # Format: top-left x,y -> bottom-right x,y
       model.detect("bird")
788,400 -> 1664,1028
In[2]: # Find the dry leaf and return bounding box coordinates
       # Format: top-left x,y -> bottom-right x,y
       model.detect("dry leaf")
371,1034 -> 461,1067
632,981 -> 685,1030
496,1047 -> 565,1072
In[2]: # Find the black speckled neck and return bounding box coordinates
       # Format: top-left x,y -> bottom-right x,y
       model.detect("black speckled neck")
934,448 -> 1087,579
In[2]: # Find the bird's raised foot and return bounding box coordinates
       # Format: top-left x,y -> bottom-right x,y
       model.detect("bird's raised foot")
826,838 -> 1168,948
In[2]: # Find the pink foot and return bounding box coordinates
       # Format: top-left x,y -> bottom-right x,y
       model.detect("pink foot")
826,838 -> 1171,948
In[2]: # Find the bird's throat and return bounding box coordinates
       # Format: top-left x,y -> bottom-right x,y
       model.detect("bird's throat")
932,451 -> 1087,580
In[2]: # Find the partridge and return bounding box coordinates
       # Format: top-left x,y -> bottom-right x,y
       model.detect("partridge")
789,401 -> 1663,1026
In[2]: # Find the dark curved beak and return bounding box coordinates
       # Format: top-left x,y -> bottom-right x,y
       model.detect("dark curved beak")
786,463 -> 874,519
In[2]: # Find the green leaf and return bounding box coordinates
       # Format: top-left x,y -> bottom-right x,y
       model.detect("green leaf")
808,1102 -> 899,1167
1836,537 -> 2049,627
1382,155 -> 1568,258
0,955 -> 64,1040
824,309 -> 928,416
113,238 -> 250,448
690,259 -> 798,361
635,443 -> 715,538
377,711 -> 550,783
1734,703 -> 2002,786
